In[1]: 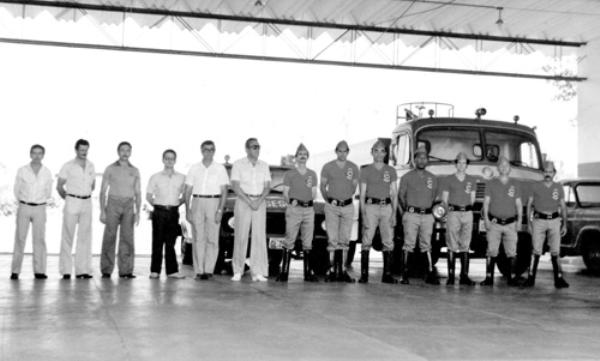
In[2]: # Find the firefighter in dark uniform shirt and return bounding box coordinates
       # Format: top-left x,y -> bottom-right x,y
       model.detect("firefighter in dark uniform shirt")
523,161 -> 569,288
358,140 -> 398,284
398,146 -> 439,285
481,156 -> 522,286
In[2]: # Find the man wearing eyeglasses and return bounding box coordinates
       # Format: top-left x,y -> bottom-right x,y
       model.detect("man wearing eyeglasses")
320,140 -> 359,283
184,140 -> 229,280
230,138 -> 271,282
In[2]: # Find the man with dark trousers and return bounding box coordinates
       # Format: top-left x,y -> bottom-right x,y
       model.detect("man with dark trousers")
146,149 -> 186,279
441,152 -> 477,286
358,140 -> 398,284
523,161 -> 569,288
398,146 -> 439,285
320,140 -> 359,283
278,143 -> 318,282
480,156 -> 522,286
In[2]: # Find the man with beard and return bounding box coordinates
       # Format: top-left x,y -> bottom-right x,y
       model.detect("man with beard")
523,161 -> 569,288
398,146 -> 439,285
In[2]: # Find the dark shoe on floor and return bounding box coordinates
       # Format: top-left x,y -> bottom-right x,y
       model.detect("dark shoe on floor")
555,277 -> 570,289
425,272 -> 440,285
480,277 -> 494,286
10,273 -> 18,280
200,274 -> 209,280
34,273 -> 48,279
119,274 -> 136,279
522,276 -> 535,288
459,275 -> 476,286
63,274 -> 71,280
101,273 -> 111,279
76,274 -> 93,279
339,271 -> 356,283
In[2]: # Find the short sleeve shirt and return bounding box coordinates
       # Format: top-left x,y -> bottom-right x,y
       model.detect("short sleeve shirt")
230,158 -> 271,195
531,181 -> 564,213
58,159 -> 96,196
320,160 -> 359,200
283,168 -> 317,202
442,174 -> 477,206
360,164 -> 397,199
399,169 -> 437,208
14,164 -> 53,203
147,171 -> 185,206
485,178 -> 521,218
104,161 -> 140,198
185,162 -> 229,195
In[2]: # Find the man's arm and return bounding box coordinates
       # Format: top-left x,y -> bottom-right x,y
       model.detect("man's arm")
134,172 -> 142,226
559,198 -> 568,236
319,176 -> 329,201
99,172 -> 109,224
232,180 -> 252,206
526,196 -> 534,234
398,177 -> 407,211
390,181 -> 398,227
515,197 -> 523,232
184,184 -> 193,223
483,195 -> 491,228
359,182 -> 367,218
56,178 -> 67,199
215,184 -> 227,224
283,186 -> 290,205
441,190 -> 449,207
13,169 -> 22,201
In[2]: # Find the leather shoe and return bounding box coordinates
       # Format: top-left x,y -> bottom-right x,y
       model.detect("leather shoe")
10,273 -> 18,280
76,274 -> 92,279
63,274 -> 71,280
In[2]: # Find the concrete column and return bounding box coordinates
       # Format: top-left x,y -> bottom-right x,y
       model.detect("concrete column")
578,40 -> 600,177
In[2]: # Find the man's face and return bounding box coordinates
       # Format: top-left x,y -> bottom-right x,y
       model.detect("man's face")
202,144 -> 215,161
76,145 -> 89,160
543,165 -> 555,181
30,148 -> 44,163
456,158 -> 468,172
497,160 -> 511,176
246,140 -> 261,158
296,150 -> 309,165
118,145 -> 131,161
415,153 -> 428,169
163,152 -> 176,169
372,146 -> 386,163
335,147 -> 349,161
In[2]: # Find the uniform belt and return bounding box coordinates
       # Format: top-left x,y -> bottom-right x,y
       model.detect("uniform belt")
534,211 -> 560,220
448,204 -> 473,212
328,198 -> 353,207
67,193 -> 91,199
193,194 -> 221,198
407,206 -> 432,214
366,197 -> 392,205
153,204 -> 179,211
290,198 -> 313,207
19,200 -> 46,206
488,214 -> 517,225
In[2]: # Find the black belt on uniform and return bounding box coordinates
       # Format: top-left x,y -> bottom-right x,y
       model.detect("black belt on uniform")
67,193 -> 91,199
448,204 -> 473,212
193,194 -> 221,198
488,214 -> 517,225
19,200 -> 46,206
328,198 -> 353,207
406,206 -> 432,214
290,198 -> 313,207
245,193 -> 262,198
534,210 -> 560,220
153,204 -> 179,211
366,197 -> 392,205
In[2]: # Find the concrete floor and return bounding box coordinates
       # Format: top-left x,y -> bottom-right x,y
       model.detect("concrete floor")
2,254 -> 600,361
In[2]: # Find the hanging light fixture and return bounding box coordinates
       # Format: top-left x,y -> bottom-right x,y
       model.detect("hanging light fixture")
495,7 -> 504,25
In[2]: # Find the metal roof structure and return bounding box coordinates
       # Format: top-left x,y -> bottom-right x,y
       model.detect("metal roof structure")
1,0 -> 598,80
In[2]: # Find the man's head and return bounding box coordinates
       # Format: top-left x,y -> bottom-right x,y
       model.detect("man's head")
74,139 -> 89,160
497,156 -> 511,176
455,152 -> 469,172
335,140 -> 350,162
295,143 -> 309,165
30,144 -> 45,163
245,138 -> 260,159
371,140 -> 386,163
201,140 -> 216,162
162,149 -> 177,169
414,146 -> 428,170
117,141 -> 132,162
543,160 -> 557,181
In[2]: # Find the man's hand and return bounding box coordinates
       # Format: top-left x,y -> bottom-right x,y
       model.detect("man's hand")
250,199 -> 259,211
484,220 -> 492,232
135,212 -> 140,226
390,213 -> 396,227
215,210 -> 222,224
100,211 -> 106,225
561,224 -> 567,237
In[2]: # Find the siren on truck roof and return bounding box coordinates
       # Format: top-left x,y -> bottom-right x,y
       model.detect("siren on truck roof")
475,107 -> 487,119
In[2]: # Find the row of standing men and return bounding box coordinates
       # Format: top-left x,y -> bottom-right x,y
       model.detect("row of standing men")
10,138 -> 569,288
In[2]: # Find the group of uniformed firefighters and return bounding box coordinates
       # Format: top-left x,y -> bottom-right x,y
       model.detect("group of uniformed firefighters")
10,138 -> 569,289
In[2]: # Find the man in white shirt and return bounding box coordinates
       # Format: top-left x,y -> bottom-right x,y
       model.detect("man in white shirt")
146,149 -> 186,279
230,138 -> 271,282
57,139 -> 96,280
11,144 -> 53,280
184,140 -> 228,280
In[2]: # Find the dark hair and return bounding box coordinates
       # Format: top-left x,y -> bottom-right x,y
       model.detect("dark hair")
245,138 -> 258,148
201,140 -> 215,150
162,149 -> 177,159
30,144 -> 45,154
117,141 -> 132,151
74,139 -> 89,150
454,158 -> 470,165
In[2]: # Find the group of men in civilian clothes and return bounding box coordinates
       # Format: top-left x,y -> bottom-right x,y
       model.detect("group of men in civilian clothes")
10,137 -> 569,288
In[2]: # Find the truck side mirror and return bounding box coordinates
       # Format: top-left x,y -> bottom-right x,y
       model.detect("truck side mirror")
473,144 -> 482,157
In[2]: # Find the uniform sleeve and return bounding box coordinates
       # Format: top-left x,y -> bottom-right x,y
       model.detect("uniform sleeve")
185,166 -> 195,186
58,163 -> 68,180
230,162 -> 241,182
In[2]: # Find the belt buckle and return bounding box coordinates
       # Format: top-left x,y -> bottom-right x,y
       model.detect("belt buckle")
366,198 -> 372,205
419,209 -> 425,214
449,206 -> 455,212
379,200 -> 386,206
491,218 -> 497,224
409,207 -> 414,213
546,214 -> 552,219
331,200 -> 338,206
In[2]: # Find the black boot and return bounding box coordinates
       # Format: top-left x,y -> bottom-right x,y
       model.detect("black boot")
446,252 -> 456,285
424,252 -> 440,285
507,257 -> 520,286
480,257 -> 495,286
325,252 -> 337,282
358,250 -> 369,283
459,252 -> 475,286
303,250 -> 318,282
551,255 -> 569,288
276,249 -> 291,282
337,250 -> 355,283
381,251 -> 398,284
522,254 -> 540,287
400,250 -> 410,285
